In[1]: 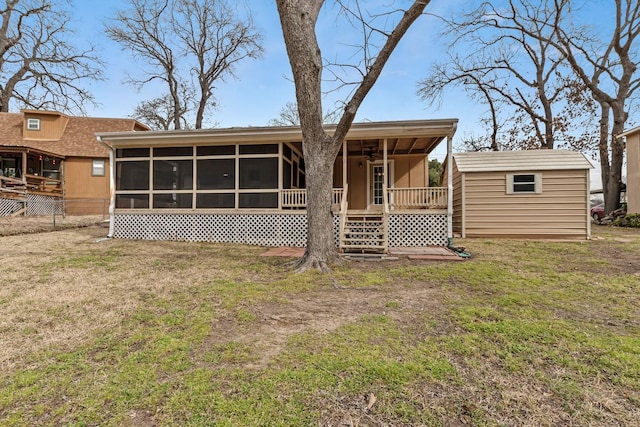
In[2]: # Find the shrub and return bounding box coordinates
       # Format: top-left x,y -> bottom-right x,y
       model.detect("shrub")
613,213 -> 640,228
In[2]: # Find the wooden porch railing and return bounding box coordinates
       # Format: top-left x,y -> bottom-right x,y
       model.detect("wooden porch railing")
281,188 -> 344,209
24,174 -> 63,195
387,187 -> 447,209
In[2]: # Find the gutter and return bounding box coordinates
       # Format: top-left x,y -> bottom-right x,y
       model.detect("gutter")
96,135 -> 116,238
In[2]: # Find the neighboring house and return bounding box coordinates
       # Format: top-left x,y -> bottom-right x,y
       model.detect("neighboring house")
0,110 -> 149,216
620,126 -> 640,214
446,150 -> 593,239
96,119 -> 459,252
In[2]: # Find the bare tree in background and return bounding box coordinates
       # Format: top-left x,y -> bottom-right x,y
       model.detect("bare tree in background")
276,0 -> 431,272
546,0 -> 640,216
106,0 -> 262,129
268,101 -> 341,126
419,0 -> 589,151
131,93 -> 192,130
0,0 -> 102,113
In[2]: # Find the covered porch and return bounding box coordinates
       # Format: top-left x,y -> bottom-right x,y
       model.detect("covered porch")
280,122 -> 455,252
99,119 -> 457,251
0,148 -> 64,216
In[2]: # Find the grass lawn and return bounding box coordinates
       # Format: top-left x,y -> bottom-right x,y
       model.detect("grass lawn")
0,223 -> 639,426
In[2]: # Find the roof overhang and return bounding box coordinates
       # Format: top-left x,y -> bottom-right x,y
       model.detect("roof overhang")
0,146 -> 65,159
96,119 -> 459,155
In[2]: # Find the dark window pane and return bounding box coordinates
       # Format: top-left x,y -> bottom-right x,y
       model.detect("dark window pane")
283,161 -> 292,189
239,192 -> 278,208
197,159 -> 235,189
514,183 -> 536,192
292,161 -> 298,187
153,160 -> 193,190
299,171 -> 305,188
239,158 -> 278,189
153,193 -> 192,208
513,174 -> 535,183
153,147 -> 193,157
196,193 -> 235,208
197,145 -> 235,156
239,144 -> 278,154
283,144 -> 292,160
116,194 -> 149,208
116,148 -> 149,158
117,161 -> 149,190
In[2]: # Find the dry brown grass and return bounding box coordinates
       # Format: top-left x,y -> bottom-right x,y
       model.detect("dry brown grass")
0,222 -> 639,425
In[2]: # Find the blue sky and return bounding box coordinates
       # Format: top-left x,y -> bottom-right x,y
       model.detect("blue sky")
72,0 -> 477,159
68,1 -> 609,188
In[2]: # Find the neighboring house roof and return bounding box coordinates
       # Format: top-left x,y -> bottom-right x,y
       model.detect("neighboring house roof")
619,126 -> 640,137
0,111 -> 149,158
453,150 -> 593,172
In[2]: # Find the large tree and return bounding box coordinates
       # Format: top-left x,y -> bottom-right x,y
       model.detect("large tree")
275,0 -> 430,272
419,0 -> 593,151
0,0 -> 101,113
106,0 -> 262,129
548,0 -> 640,215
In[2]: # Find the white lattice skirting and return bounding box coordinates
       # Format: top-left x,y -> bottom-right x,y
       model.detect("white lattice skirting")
113,212 -> 447,247
1,194 -> 62,217
0,197 -> 24,217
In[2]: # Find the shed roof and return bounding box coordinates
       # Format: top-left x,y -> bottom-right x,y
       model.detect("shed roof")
453,150 -> 593,172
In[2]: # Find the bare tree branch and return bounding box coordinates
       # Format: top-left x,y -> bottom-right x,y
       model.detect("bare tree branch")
0,0 -> 102,113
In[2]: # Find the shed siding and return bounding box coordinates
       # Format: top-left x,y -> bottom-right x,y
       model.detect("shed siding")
627,132 -> 640,214
451,161 -> 463,235
463,169 -> 589,238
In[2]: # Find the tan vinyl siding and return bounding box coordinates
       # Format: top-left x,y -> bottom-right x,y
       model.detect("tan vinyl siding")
463,169 -> 589,238
626,132 -> 640,214
452,162 -> 463,235
334,154 -> 428,210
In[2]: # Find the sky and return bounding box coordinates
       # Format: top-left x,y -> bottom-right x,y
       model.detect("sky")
69,0 -> 607,187
71,1 -> 476,157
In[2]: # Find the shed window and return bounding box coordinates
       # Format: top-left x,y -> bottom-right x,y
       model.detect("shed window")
506,173 -> 542,194
27,118 -> 40,130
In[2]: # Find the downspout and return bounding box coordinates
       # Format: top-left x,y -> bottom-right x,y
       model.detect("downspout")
96,135 -> 116,238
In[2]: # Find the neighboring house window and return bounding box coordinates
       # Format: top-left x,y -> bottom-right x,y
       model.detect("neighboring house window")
27,118 -> 40,130
506,173 -> 542,194
92,159 -> 106,176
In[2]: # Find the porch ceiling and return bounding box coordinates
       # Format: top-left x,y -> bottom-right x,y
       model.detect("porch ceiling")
346,136 -> 445,157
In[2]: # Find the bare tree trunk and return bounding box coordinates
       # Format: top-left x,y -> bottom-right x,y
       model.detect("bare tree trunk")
299,144 -> 337,272
598,102 -> 611,195
606,102 -> 628,213
277,0 -> 429,271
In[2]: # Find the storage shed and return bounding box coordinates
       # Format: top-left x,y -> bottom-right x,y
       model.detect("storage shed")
448,150 -> 593,239
620,126 -> 640,214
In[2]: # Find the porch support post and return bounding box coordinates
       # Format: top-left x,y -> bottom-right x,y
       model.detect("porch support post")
383,138 -> 388,191
21,151 -> 27,184
342,139 -> 347,188
447,133 -> 453,240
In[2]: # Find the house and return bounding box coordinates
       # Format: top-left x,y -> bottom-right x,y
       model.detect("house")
0,110 -> 149,216
620,126 -> 640,214
446,150 -> 594,239
96,119 -> 458,252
